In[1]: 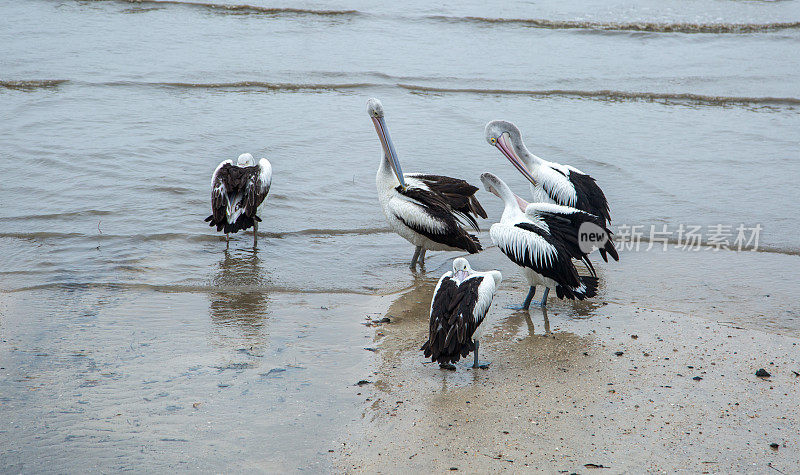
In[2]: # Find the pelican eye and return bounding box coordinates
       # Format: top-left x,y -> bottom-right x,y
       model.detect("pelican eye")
490,137 -> 497,144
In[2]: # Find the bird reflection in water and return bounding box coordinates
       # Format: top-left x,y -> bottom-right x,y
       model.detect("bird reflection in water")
524,306 -> 551,335
520,297 -> 604,336
208,247 -> 271,349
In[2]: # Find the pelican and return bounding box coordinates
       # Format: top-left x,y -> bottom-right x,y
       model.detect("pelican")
481,172 -> 614,309
484,120 -> 618,262
368,98 -> 487,269
205,153 -> 272,246
421,257 -> 502,370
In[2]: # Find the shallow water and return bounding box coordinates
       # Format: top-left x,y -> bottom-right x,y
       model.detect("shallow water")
1,0 -> 799,471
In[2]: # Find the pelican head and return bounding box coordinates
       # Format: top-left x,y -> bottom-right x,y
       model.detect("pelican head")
237,153 -> 255,167
452,257 -> 472,282
367,97 -> 406,188
366,98 -> 384,118
484,120 -> 537,187
480,172 -> 504,198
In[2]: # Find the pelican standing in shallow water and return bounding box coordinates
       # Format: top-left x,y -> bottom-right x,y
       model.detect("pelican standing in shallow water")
368,98 -> 487,269
205,153 -> 272,247
484,120 -> 618,262
481,172 -> 614,309
421,257 -> 502,370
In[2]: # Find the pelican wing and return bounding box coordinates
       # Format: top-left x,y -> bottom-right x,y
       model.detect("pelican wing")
243,158 -> 272,220
537,165 -> 579,208
569,171 -> 611,228
408,174 -> 487,230
389,186 -> 482,253
526,202 -> 617,265
206,160 -> 233,229
210,159 -> 233,187
421,274 -> 485,364
473,271 -> 501,328
541,165 -> 610,227
489,221 -> 582,289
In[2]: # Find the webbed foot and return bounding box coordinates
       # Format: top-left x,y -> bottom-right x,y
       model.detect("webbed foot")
504,304 -> 530,311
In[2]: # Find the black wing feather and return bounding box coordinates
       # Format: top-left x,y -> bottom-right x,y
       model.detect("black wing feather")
537,208 -> 618,276
395,186 -> 482,254
413,174 -> 488,231
567,171 -> 611,228
542,168 -> 617,262
421,277 -> 484,365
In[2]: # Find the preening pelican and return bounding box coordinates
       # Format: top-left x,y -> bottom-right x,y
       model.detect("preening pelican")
205,153 -> 272,246
484,120 -> 618,262
421,257 -> 502,369
368,98 -> 487,269
481,172 -> 612,309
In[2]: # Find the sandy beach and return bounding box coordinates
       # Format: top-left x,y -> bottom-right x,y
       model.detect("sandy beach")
339,246 -> 800,473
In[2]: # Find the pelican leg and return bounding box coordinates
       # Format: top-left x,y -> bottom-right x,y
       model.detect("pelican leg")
253,221 -> 258,247
505,286 -> 536,310
471,340 -> 490,369
538,287 -> 550,307
226,233 -> 230,249
419,249 -> 427,267
409,246 -> 422,269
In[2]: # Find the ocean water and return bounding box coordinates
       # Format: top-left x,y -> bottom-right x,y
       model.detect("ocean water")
1,0 -> 799,471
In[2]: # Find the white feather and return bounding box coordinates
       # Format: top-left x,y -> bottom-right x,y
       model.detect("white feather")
257,158 -> 273,194
524,201 -> 583,217
489,221 -> 558,269
530,159 -> 579,207
402,174 -> 432,191
469,270 -> 501,340
387,196 -> 448,234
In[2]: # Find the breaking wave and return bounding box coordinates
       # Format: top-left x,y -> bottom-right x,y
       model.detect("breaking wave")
0,79 -> 69,90
427,16 -> 800,34
138,81 -> 378,91
95,0 -> 359,17
5,78 -> 798,109
398,84 -> 800,107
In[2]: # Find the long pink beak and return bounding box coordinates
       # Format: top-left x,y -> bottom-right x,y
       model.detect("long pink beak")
513,193 -> 530,212
495,135 -> 537,187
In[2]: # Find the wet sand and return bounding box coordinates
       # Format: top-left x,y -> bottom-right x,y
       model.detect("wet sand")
339,247 -> 800,473
0,285 -> 383,472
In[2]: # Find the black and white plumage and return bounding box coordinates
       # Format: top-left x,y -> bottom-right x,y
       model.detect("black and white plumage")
368,98 -> 487,269
205,153 -> 272,246
481,172 -> 610,309
484,120 -> 617,262
421,257 -> 502,369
